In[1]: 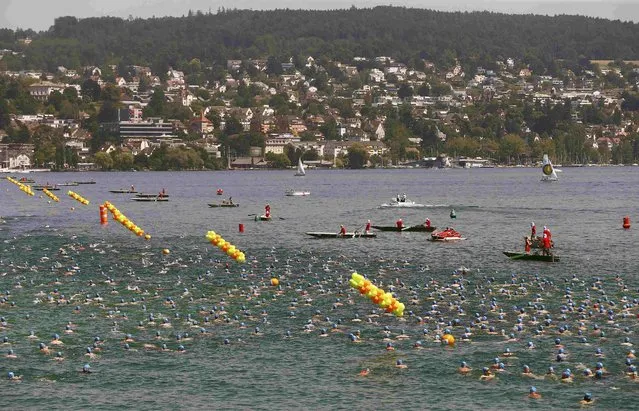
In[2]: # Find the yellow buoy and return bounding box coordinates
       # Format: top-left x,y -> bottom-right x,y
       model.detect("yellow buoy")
442,334 -> 455,345
271,278 -> 279,286
162,248 -> 170,255
144,234 -> 151,240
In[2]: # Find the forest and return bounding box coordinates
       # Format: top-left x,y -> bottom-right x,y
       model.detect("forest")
1,7 -> 638,74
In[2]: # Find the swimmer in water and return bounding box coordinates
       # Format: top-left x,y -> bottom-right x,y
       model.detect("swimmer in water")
560,368 -> 573,383
7,371 -> 22,381
521,365 -> 535,378
395,359 -> 407,369
81,364 -> 92,374
6,349 -> 17,359
50,334 -> 63,346
528,386 -> 541,399
480,367 -> 495,381
580,392 -> 594,405
359,368 -> 370,376
39,343 -> 50,355
458,361 -> 472,375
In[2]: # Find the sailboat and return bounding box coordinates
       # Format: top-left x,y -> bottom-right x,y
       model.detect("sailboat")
540,154 -> 560,182
294,157 -> 306,176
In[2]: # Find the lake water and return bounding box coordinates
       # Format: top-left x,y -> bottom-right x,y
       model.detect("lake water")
1,167 -> 638,409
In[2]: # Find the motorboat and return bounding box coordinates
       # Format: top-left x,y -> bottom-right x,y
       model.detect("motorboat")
285,189 -> 310,196
379,198 -> 426,208
428,228 -> 466,242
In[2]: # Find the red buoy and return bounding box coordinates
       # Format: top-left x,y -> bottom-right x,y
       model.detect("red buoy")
239,223 -> 244,233
623,216 -> 631,229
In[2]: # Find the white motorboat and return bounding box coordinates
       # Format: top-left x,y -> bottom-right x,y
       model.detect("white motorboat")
379,196 -> 425,208
285,189 -> 310,196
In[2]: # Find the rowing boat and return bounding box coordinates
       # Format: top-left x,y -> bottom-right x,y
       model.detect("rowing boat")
208,203 -> 239,208
74,181 -> 96,184
305,232 -> 377,239
503,251 -> 560,262
33,185 -> 60,191
371,225 -> 436,232
130,197 -> 169,202
109,190 -> 138,194
136,193 -> 170,198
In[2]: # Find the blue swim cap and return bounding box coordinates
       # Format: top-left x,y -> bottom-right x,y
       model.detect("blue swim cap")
8,371 -> 14,379
584,393 -> 592,401
530,386 -> 537,393
224,339 -> 230,345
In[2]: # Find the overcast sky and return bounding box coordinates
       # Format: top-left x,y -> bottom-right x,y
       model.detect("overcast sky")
2,0 -> 638,31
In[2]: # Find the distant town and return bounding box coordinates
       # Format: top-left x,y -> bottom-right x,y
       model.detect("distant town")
2,43 -> 639,171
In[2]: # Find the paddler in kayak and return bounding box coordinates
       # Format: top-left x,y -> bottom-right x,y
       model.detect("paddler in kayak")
339,225 -> 347,236
265,204 -> 271,218
365,220 -> 371,234
424,218 -> 431,228
396,218 -> 404,229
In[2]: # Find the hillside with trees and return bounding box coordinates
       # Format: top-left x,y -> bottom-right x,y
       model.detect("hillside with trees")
1,7 -> 639,74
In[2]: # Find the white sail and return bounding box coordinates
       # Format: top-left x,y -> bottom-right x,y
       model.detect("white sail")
294,158 -> 306,176
541,154 -> 558,181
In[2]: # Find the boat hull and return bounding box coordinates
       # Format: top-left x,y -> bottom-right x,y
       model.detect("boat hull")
306,232 -> 377,238
130,197 -> 169,202
255,215 -> 272,221
371,225 -> 435,232
109,190 -> 138,194
285,191 -> 310,196
428,236 -> 466,242
503,251 -> 560,262
136,193 -> 170,198
208,203 -> 239,208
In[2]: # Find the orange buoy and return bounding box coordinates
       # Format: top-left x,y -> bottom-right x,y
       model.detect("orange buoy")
623,216 -> 631,229
99,204 -> 108,225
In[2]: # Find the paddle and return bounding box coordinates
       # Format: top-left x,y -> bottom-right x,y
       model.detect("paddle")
247,214 -> 257,216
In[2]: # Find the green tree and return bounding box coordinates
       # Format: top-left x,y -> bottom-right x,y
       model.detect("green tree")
94,151 -> 114,170
346,143 -> 369,168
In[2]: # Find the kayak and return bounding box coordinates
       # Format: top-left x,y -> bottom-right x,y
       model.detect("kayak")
371,225 -> 436,232
503,251 -> 560,262
306,232 -> 377,239
209,203 -> 239,208
255,215 -> 272,221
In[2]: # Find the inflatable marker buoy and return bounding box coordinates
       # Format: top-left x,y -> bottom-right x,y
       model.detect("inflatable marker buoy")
349,272 -> 404,317
206,230 -> 246,263
623,216 -> 631,229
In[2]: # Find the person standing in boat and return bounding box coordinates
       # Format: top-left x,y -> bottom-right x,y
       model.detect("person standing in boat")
339,225 -> 347,236
401,193 -> 407,202
542,232 -> 551,255
228,197 -> 233,205
130,185 -> 135,193
265,204 -> 271,218
396,218 -> 404,229
531,222 -> 536,238
525,237 -> 532,254
365,220 -> 371,234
